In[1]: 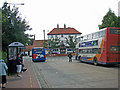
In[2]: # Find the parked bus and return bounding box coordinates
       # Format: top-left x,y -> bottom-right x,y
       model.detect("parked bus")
32,47 -> 46,62
76,27 -> 120,65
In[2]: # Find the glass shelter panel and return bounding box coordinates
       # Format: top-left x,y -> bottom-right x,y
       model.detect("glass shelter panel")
8,47 -> 17,60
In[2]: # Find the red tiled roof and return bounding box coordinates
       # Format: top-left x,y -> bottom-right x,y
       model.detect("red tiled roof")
33,40 -> 48,47
24,40 -> 48,51
47,28 -> 82,35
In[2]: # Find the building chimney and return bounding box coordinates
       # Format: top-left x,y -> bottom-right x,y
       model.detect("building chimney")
64,24 -> 66,30
57,24 -> 59,30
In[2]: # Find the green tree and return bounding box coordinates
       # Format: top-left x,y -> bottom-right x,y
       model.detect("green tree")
48,37 -> 60,49
2,2 -> 32,51
65,36 -> 76,48
118,16 -> 120,27
0,8 -> 2,51
27,38 -> 34,45
98,9 -> 118,29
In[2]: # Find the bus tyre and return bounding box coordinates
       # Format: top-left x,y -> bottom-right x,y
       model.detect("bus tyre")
93,57 -> 98,66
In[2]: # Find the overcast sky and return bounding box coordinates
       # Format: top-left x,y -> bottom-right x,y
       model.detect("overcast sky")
0,0 -> 119,40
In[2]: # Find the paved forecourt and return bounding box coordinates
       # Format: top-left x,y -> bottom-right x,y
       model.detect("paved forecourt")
6,56 -> 39,88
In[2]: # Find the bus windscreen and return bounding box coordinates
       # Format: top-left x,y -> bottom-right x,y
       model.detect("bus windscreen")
110,28 -> 120,35
33,49 -> 44,52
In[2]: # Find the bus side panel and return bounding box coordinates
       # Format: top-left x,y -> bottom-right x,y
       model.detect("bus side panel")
106,53 -> 120,64
98,37 -> 107,64
81,54 -> 94,63
92,37 -> 106,64
98,53 -> 107,64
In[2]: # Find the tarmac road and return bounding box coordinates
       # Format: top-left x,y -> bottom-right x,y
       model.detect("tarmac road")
31,56 -> 119,88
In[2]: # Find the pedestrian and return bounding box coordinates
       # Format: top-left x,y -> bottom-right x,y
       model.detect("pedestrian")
0,59 -> 8,88
20,53 -> 27,73
75,53 -> 78,60
15,53 -> 22,77
68,53 -> 73,62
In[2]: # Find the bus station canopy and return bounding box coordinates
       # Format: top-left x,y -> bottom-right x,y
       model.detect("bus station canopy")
8,42 -> 24,47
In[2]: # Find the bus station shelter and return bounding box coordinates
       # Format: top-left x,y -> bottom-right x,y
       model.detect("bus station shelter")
7,42 -> 25,75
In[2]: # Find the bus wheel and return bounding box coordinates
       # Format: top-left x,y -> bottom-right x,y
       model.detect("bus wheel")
93,57 -> 98,66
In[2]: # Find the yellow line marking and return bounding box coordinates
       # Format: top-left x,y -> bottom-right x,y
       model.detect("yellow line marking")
30,75 -> 33,88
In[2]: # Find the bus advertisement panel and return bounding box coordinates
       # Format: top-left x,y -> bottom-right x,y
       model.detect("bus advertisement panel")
76,27 -> 120,65
32,47 -> 46,62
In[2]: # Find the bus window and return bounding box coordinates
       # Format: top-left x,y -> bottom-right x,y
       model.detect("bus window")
87,49 -> 90,53
84,49 -> 87,53
110,28 -> 120,35
79,49 -> 81,53
99,30 -> 106,37
92,48 -> 98,54
87,34 -> 92,40
93,32 -> 99,39
83,35 -> 87,40
111,46 -> 120,51
98,48 -> 101,54
33,49 -> 44,52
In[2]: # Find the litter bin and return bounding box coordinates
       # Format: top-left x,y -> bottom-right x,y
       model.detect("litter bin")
7,42 -> 25,75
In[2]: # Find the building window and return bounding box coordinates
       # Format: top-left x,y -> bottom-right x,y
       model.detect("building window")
75,34 -> 77,38
51,35 -> 53,38
55,35 -> 58,38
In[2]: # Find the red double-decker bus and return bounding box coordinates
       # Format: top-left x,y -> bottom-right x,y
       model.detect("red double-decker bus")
76,27 -> 120,65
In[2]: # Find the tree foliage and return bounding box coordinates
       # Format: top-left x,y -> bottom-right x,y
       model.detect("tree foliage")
118,16 -> 120,27
65,36 -> 76,48
48,37 -> 60,49
98,9 -> 119,29
0,9 -> 2,51
48,36 -> 76,50
2,2 -> 32,51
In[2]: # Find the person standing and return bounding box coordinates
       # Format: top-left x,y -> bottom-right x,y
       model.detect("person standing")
68,53 -> 73,62
20,53 -> 27,73
75,53 -> 78,60
16,53 -> 22,77
0,59 -> 8,88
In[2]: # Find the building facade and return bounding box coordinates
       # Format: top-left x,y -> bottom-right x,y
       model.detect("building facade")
24,40 -> 48,56
47,24 -> 82,54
